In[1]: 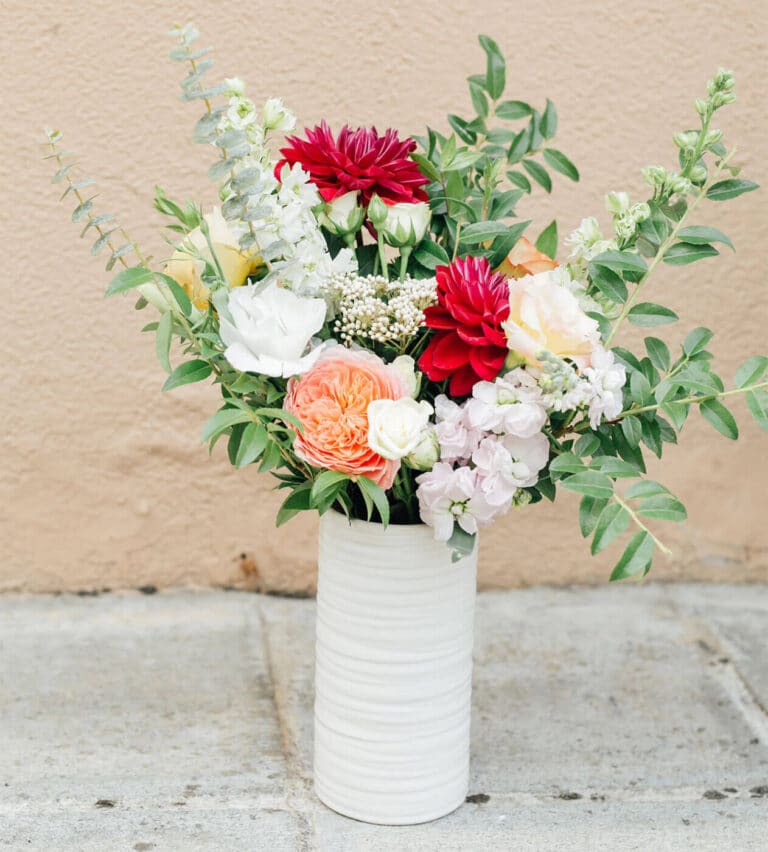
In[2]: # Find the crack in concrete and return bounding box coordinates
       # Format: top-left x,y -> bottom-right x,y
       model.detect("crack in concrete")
255,599 -> 316,851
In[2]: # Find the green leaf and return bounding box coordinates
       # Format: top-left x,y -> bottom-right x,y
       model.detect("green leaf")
521,159 -> 552,193
591,250 -> 648,277
661,400 -> 689,431
496,100 -> 532,120
683,327 -> 714,357
447,114 -> 477,145
591,456 -> 642,478
549,453 -> 587,478
413,239 -> 451,270
162,359 -> 212,392
663,242 -> 719,265
105,266 -> 155,296
621,416 -> 642,448
542,148 -> 579,181
469,81 -> 489,118
573,433 -> 601,457
591,503 -> 631,554
677,226 -> 734,250
235,422 -> 269,468
628,303 -> 679,327
735,356 -> 768,388
155,311 -> 173,374
357,476 -> 390,526
479,34 -> 506,100
460,220 -> 512,244
71,199 -> 94,222
506,170 -> 532,192
153,272 -> 192,316
201,407 -> 252,443
487,220 -> 531,267
448,524 -> 477,563
411,153 -> 441,183
540,99 -> 558,138
560,471 -> 614,499
706,179 -> 759,201
311,471 -> 350,506
610,531 -> 655,581
700,398 -> 738,440
535,220 -> 557,259
625,480 -> 670,500
645,337 -> 670,372
276,485 -> 313,527
507,127 -> 532,164
746,389 -> 768,431
636,495 -> 687,522
590,266 -> 628,304
253,408 -> 304,433
630,371 -> 654,405
579,496 -> 608,537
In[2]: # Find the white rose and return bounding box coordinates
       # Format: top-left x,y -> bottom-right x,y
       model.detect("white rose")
391,355 -> 421,398
367,398 -> 434,461
219,281 -> 329,378
319,191 -> 365,237
381,201 -> 431,247
404,427 -> 440,471
503,270 -> 601,369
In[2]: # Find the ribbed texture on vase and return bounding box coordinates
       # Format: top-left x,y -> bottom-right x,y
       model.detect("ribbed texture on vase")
314,511 -> 477,825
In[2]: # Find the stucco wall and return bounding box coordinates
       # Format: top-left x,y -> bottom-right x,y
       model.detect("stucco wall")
2,0 -> 766,593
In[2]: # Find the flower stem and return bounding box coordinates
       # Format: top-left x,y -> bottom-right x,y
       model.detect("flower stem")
399,247 -> 412,282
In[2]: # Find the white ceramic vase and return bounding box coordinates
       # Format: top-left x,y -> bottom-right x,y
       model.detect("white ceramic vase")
314,510 -> 478,825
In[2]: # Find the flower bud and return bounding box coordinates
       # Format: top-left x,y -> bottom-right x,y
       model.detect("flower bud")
605,191 -> 630,215
704,128 -> 723,146
391,355 -> 421,398
630,202 -> 650,223
404,427 -> 440,471
367,194 -> 389,229
224,77 -> 246,96
673,130 -> 699,150
694,98 -> 708,117
319,191 -> 365,237
380,201 -> 432,247
688,165 -> 707,184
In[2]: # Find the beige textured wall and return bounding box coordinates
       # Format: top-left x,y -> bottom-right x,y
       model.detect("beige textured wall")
2,0 -> 766,593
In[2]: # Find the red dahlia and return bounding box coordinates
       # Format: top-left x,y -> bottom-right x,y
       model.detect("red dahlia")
419,256 -> 511,396
276,121 -> 429,207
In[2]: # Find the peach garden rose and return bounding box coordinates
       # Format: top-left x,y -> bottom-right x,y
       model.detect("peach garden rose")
284,348 -> 408,489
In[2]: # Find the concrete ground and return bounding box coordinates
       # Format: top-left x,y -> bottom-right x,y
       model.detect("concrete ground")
1,585 -> 766,851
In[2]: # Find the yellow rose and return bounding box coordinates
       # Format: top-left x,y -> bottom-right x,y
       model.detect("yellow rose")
496,236 -> 558,279
164,207 -> 262,310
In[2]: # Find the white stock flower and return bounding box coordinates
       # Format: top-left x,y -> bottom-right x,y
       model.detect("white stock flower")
434,395 -> 481,462
219,282 -> 329,378
224,77 -> 246,96
465,369 -> 547,438
380,201 -> 431,247
415,463 -> 496,541
582,346 -> 627,428
473,432 -> 549,502
262,97 -> 296,132
367,398 -> 433,461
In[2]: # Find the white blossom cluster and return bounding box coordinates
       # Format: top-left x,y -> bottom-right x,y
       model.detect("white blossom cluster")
215,87 -> 356,298
324,273 -> 437,347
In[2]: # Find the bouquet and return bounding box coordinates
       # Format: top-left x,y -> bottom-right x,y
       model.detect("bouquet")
46,24 -> 764,578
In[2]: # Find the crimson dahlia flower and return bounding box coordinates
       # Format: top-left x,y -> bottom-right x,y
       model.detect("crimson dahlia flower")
276,122 -> 429,207
419,256 -> 511,396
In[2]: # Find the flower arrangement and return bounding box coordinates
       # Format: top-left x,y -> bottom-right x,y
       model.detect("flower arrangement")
46,25 -> 764,578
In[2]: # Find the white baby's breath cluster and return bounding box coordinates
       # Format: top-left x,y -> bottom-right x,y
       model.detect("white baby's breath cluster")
325,273 -> 437,347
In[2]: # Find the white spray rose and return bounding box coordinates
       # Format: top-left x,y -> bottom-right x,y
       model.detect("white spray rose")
367,398 -> 434,461
219,281 -> 329,378
319,191 -> 365,237
380,201 -> 431,247
404,427 -> 440,471
391,355 -> 421,398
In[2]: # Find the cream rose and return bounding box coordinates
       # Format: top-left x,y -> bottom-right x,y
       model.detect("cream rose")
164,208 -> 261,310
367,398 -> 434,461
380,201 -> 431,247
503,270 -> 601,368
